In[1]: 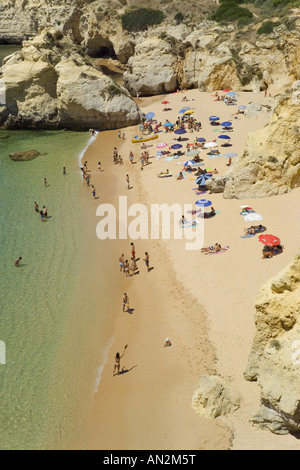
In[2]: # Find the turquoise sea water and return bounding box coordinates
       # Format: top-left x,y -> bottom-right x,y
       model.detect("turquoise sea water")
0,128 -> 89,449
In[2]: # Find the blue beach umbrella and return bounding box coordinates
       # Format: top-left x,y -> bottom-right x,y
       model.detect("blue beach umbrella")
184,160 -> 195,166
171,144 -> 183,149
209,116 -> 220,121
220,121 -> 232,127
196,174 -> 212,186
224,152 -> 238,158
195,198 -> 212,207
181,106 -> 191,111
196,137 -> 206,142
145,112 -> 155,119
178,109 -> 186,114
218,135 -> 231,140
174,128 -> 186,134
226,91 -> 236,96
163,122 -> 174,127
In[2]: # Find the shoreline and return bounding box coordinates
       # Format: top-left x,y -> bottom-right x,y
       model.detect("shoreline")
78,89 -> 300,450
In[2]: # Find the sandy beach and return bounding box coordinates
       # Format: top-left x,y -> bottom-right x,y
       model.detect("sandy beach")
80,88 -> 300,450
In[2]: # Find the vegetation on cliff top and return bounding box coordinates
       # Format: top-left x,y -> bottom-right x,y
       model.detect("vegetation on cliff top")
121,8 -> 165,31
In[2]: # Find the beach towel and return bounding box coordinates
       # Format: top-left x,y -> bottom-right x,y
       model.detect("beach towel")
240,233 -> 256,239
198,210 -> 221,218
157,174 -> 173,178
181,220 -> 199,228
206,246 -> 229,255
187,208 -> 202,215
165,157 -> 173,162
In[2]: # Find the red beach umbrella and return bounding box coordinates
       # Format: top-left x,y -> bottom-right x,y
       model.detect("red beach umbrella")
222,88 -> 230,92
161,101 -> 170,104
258,234 -> 281,246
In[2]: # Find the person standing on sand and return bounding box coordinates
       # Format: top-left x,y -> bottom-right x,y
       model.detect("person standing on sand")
130,242 -> 136,260
91,185 -> 96,199
14,257 -> 22,267
126,174 -> 130,190
143,252 -> 150,272
42,206 -> 47,218
113,345 -> 128,376
63,167 -> 66,175
119,254 -> 125,272
97,162 -> 102,172
44,178 -> 47,187
34,202 -> 39,212
124,260 -> 130,277
129,151 -> 134,164
122,293 -> 129,312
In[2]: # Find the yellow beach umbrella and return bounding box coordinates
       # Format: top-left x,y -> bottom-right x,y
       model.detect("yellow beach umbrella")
184,110 -> 194,115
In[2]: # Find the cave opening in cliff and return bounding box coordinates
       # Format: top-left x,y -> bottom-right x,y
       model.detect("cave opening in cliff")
89,46 -> 118,60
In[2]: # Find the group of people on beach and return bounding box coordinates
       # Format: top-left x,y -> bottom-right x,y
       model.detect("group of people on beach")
34,201 -> 48,221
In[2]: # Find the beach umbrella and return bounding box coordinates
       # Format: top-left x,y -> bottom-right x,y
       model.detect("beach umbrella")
191,162 -> 204,167
196,137 -> 206,142
171,144 -> 182,149
258,234 -> 280,246
238,105 -> 247,110
161,101 -> 170,104
204,141 -> 218,148
220,121 -> 232,127
226,91 -> 236,96
222,88 -> 230,92
184,160 -> 195,166
163,122 -> 174,127
224,152 -> 237,158
195,198 -> 212,207
181,106 -> 191,111
244,213 -> 263,222
184,110 -> 194,115
196,174 -> 212,185
218,135 -> 231,140
209,116 -> 220,121
174,128 -> 186,134
145,112 -> 155,119
186,149 -> 201,156
157,143 -> 168,148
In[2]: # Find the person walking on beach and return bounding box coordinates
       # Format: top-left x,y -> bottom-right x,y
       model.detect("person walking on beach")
44,178 -> 47,187
34,202 -> 39,212
113,345 -> 128,376
92,185 -> 96,199
97,161 -> 102,172
40,210 -> 45,222
143,252 -> 150,272
130,242 -> 136,260
130,257 -> 138,275
126,174 -> 130,190
129,151 -> 134,164
122,293 -> 129,312
63,167 -> 66,175
119,254 -> 125,272
124,259 -> 130,277
14,257 -> 22,267
42,206 -> 47,219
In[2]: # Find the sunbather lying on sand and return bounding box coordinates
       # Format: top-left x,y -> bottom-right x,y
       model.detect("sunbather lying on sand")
158,169 -> 169,176
201,243 -> 221,253
244,224 -> 266,235
177,172 -> 184,180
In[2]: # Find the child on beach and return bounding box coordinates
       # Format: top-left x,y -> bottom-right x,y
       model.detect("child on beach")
143,252 -> 150,272
122,293 -> 129,312
14,257 -> 22,267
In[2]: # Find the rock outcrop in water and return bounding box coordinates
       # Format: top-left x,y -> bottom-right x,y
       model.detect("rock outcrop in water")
0,28 -> 141,130
245,251 -> 300,435
9,150 -> 40,161
221,82 -> 300,198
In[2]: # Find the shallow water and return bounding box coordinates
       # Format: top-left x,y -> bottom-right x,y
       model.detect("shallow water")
0,128 -> 89,449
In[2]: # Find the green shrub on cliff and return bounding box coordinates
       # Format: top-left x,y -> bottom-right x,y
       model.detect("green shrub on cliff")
121,8 -> 165,31
211,1 -> 253,23
257,20 -> 281,34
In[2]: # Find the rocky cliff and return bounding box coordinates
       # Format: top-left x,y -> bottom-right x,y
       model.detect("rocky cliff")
220,82 -> 300,198
245,251 -> 300,435
0,28 -> 141,130
1,1 -> 300,95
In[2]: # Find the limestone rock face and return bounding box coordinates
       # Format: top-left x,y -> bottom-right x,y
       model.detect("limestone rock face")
191,375 -> 241,418
223,83 -> 300,199
123,38 -> 178,95
0,29 -> 141,130
206,174 -> 229,194
245,252 -> 300,435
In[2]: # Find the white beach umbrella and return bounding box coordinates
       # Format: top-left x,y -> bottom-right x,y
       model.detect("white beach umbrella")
204,142 -> 218,148
244,213 -> 263,222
